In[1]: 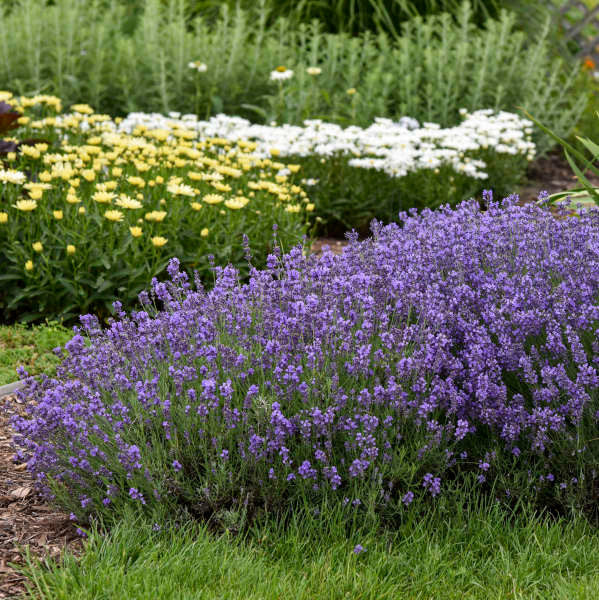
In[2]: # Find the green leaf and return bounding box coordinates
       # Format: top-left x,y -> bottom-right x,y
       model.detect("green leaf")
60,302 -> 81,315
545,187 -> 592,203
320,89 -> 332,107
57,277 -> 79,298
550,198 -> 599,216
574,137 -> 599,177
211,95 -> 224,113
240,103 -> 267,121
7,288 -> 46,307
564,150 -> 599,206
0,273 -> 23,282
155,258 -> 171,275
521,110 -> 592,172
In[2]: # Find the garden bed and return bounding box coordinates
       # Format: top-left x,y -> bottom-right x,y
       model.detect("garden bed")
0,0 -> 598,596
0,109 -> 598,600
0,191 -> 596,592
0,393 -> 81,599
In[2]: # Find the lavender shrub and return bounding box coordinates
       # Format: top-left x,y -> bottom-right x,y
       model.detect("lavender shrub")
11,196 -> 599,523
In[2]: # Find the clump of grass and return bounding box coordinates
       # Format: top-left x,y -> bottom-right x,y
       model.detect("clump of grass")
0,322 -> 72,386
20,496 -> 599,599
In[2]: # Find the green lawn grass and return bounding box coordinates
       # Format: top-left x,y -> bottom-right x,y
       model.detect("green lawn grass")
0,323 -> 72,386
21,498 -> 599,600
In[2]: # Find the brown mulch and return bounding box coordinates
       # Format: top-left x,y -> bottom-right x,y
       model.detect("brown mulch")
310,237 -> 348,255
0,394 -> 82,599
519,149 -> 599,204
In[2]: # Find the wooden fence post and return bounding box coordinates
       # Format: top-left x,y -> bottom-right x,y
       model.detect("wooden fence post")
552,0 -> 599,63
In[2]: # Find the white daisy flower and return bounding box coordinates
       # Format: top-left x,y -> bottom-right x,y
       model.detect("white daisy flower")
188,61 -> 207,72
270,66 -> 294,81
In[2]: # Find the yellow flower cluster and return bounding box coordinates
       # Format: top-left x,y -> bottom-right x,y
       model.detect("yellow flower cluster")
0,92 -> 311,274
2,92 -> 63,113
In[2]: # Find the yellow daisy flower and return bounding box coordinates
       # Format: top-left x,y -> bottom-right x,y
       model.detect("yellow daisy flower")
71,103 -> 94,114
81,169 -> 96,182
224,197 -> 249,210
93,190 -> 115,204
167,182 -> 196,197
145,210 -> 167,222
127,176 -> 145,188
104,209 -> 124,222
116,195 -> 143,210
151,236 -> 168,247
14,199 -> 37,211
203,194 -> 224,205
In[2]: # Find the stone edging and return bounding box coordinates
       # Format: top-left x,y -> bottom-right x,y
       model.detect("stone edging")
0,381 -> 24,398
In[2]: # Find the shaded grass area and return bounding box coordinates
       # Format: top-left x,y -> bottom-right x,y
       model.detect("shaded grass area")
21,498 -> 599,600
0,323 -> 72,386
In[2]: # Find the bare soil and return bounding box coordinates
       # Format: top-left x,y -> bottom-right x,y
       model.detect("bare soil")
518,149 -> 599,204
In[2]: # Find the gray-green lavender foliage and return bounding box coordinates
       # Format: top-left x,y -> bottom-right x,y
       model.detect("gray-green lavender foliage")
0,0 -> 589,153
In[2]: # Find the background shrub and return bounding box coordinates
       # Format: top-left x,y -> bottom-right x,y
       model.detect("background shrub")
293,152 -> 525,235
0,0 -> 589,153
55,0 -> 558,39
12,198 -> 599,526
